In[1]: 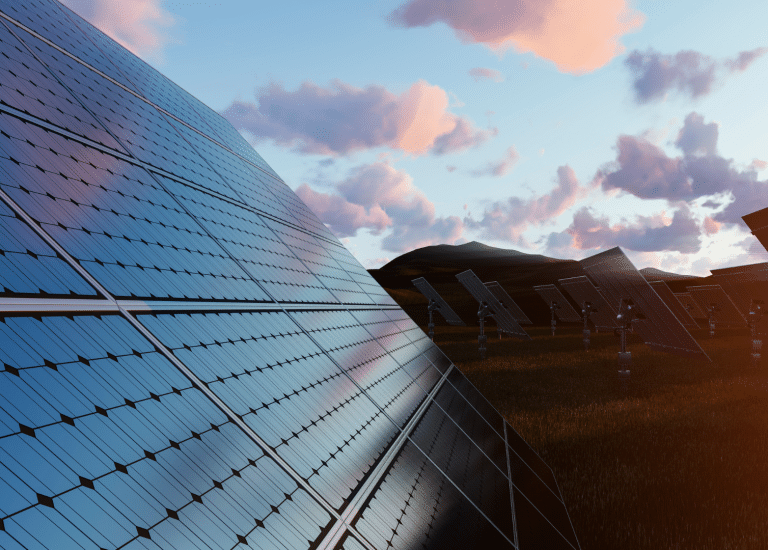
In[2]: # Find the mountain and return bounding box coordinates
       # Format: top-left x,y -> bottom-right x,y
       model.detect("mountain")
639,267 -> 702,282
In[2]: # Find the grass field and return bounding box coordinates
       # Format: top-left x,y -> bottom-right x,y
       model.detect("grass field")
427,323 -> 768,550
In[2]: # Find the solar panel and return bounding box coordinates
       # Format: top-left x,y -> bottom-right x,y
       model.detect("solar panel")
710,262 -> 768,317
0,3 -> 578,550
484,281 -> 533,324
686,284 -> 747,327
674,292 -> 706,319
558,276 -> 619,330
412,277 -> 466,326
648,280 -> 698,328
743,206 -> 768,252
532,284 -> 582,322
581,247 -> 709,359
456,269 -> 531,340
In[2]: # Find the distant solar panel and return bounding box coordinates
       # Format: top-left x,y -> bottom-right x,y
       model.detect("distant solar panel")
648,280 -> 698,328
710,262 -> 768,316
581,247 -> 709,359
558,275 -> 619,330
743,206 -> 768,252
484,281 -> 532,324
687,284 -> 747,327
533,284 -> 582,322
412,277 -> 466,326
674,292 -> 707,319
456,270 -> 531,340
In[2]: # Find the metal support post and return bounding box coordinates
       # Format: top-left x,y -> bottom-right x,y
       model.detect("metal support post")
582,301 -> 593,351
478,302 -> 490,359
708,304 -> 717,338
427,299 -> 437,341
749,300 -> 763,366
616,298 -> 635,385
550,302 -> 558,336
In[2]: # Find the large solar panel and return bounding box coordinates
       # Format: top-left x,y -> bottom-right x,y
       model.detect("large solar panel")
686,285 -> 747,327
484,281 -> 533,325
648,280 -> 698,328
743,206 -> 768,252
558,276 -> 619,330
456,270 -> 532,340
581,247 -> 709,359
0,3 -> 579,550
532,284 -> 582,323
412,277 -> 465,326
710,262 -> 768,317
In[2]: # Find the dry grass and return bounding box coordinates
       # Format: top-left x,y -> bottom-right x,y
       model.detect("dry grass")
429,324 -> 768,550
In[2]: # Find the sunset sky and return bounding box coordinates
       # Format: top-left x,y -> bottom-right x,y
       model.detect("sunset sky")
61,0 -> 768,274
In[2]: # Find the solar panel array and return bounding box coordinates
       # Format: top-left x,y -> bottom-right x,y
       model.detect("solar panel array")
558,276 -> 619,330
456,270 -> 532,340
484,281 -> 533,325
581,247 -> 709,359
0,3 -> 579,550
686,285 -> 747,327
532,285 -> 581,323
647,281 -> 697,328
411,277 -> 465,326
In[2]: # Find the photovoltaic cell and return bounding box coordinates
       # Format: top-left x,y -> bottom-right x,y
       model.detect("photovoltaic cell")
0,2 -> 580,548
0,313 -> 333,550
648,280 -> 697,328
456,269 -> 531,340
558,276 -> 619,330
533,284 -> 582,323
412,277 -> 465,326
686,284 -> 747,327
674,292 -> 706,319
581,247 -> 709,359
484,281 -> 532,324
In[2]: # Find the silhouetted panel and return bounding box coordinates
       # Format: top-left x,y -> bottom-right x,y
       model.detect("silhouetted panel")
485,281 -> 532,324
687,285 -> 747,327
456,269 -> 531,340
558,275 -> 619,330
412,277 -> 465,326
674,292 -> 707,319
648,280 -> 697,328
581,247 -> 709,359
710,262 -> 768,316
533,284 -> 582,323
0,314 -> 333,549
743,206 -> 768,252
352,440 -> 514,549
514,486 -> 579,550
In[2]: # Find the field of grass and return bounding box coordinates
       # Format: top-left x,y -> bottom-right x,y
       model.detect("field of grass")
428,323 -> 768,550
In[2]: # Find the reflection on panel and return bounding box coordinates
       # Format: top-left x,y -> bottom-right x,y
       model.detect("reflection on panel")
139,311 -> 400,511
0,198 -> 97,297
0,313 -> 333,550
352,440 -> 513,550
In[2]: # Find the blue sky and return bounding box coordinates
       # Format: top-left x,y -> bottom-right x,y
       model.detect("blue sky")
62,0 -> 768,274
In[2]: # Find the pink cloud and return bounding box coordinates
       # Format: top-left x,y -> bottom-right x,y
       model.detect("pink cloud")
389,0 -> 644,74
625,47 -> 768,103
470,145 -> 519,177
464,165 -> 584,242
597,112 -> 768,225
751,159 -> 768,171
297,163 -> 464,252
221,79 -> 492,156
703,216 -> 722,235
468,67 -> 504,82
61,0 -> 174,59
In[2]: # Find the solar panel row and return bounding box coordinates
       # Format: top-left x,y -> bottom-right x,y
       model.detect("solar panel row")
0,2 -> 579,549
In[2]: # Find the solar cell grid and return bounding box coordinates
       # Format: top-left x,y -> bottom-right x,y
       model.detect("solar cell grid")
456,269 -> 531,339
648,280 -> 697,328
533,284 -> 582,323
412,277 -> 465,326
0,313 -> 333,550
557,275 -> 618,330
484,281 -> 532,325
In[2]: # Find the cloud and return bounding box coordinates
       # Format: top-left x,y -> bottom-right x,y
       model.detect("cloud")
464,165 -> 584,242
470,146 -> 519,177
751,159 -> 767,171
468,67 -> 504,82
702,216 -> 722,235
625,47 -> 768,103
297,162 -> 463,252
597,112 -> 768,225
221,79 -> 493,156
389,0 -> 644,74
61,0 -> 175,59
559,206 -> 703,253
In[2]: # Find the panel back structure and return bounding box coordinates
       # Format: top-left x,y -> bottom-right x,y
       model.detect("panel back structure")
581,247 -> 709,359
743,206 -> 768,252
648,280 -> 698,328
558,276 -> 619,330
485,280 -> 532,325
456,270 -> 532,340
412,277 -> 465,326
686,285 -> 747,327
0,3 -> 579,550
533,284 -> 582,322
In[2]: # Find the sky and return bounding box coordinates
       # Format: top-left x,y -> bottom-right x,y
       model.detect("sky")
61,0 -> 768,275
